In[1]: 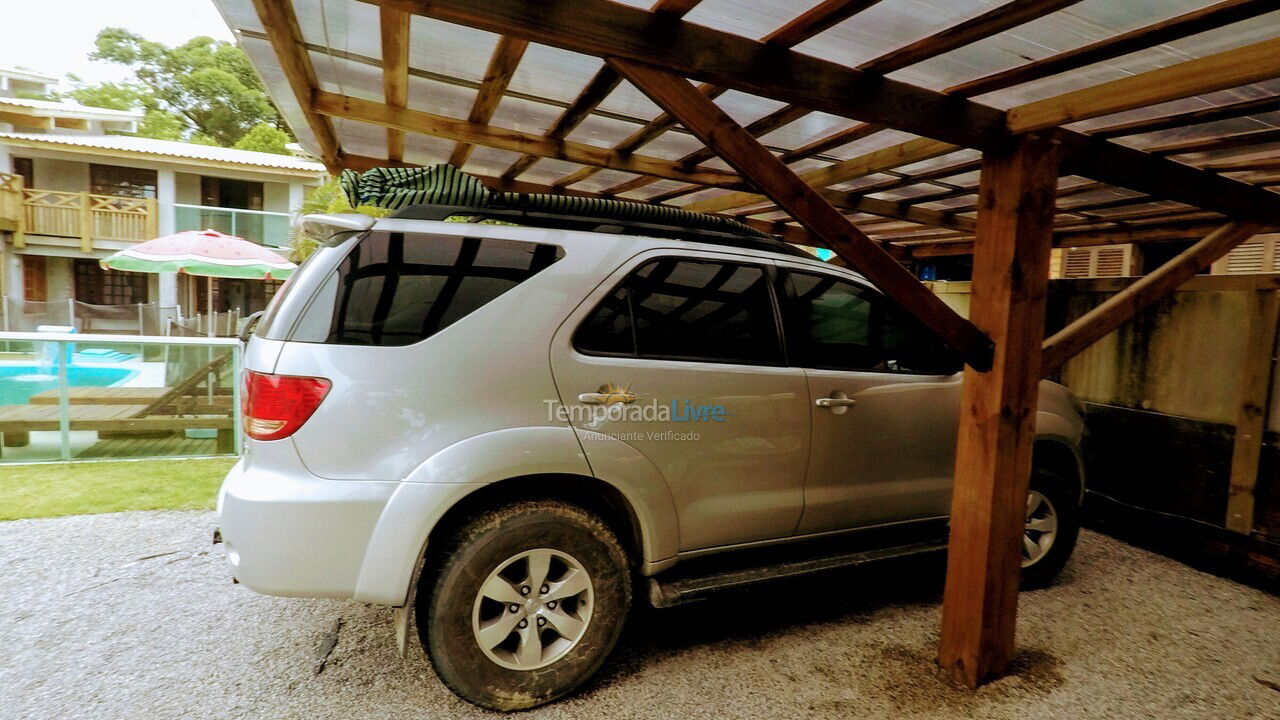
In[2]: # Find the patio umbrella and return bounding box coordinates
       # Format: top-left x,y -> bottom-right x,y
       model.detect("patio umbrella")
99,229 -> 296,333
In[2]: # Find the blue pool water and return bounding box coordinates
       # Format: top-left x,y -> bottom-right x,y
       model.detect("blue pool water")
0,365 -> 137,406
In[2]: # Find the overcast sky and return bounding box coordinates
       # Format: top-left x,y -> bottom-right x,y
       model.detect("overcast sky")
1,0 -> 235,88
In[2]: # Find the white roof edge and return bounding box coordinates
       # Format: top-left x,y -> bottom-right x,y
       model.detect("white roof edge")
0,132 -> 328,174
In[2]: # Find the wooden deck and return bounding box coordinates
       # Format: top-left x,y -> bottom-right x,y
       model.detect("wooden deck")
76,434 -> 227,459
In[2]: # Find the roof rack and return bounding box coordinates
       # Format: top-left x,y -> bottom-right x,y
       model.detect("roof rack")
389,203 -> 812,259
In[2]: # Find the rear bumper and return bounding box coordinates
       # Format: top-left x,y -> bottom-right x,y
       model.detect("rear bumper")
217,458 -> 397,599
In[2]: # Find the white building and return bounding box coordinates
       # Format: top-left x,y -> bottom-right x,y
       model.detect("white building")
0,67 -> 326,333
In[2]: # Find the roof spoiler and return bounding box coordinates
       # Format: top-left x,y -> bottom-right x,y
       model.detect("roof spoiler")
301,213 -> 377,240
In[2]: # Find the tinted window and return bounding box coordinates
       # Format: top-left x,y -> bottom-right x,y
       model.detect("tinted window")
575,258 -> 783,365
783,270 -> 959,374
294,231 -> 562,346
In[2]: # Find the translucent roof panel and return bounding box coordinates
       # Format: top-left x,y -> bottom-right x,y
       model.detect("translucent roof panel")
216,0 -> 1278,241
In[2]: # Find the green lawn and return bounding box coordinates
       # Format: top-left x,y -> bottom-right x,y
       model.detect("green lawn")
0,458 -> 237,521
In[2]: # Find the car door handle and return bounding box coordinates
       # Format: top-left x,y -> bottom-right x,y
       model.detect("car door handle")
816,397 -> 857,408
578,393 -> 609,405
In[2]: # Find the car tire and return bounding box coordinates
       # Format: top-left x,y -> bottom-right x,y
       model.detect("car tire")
418,500 -> 631,711
1020,466 -> 1081,590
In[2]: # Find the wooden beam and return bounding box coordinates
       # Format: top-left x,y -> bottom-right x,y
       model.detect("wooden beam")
860,0 -> 1085,75
947,0 -> 1279,98
363,0 -> 1280,224
1225,289 -> 1280,534
609,58 -> 992,369
938,134 -> 1060,689
448,35 -> 529,167
553,0 -> 885,191
0,111 -> 53,130
252,0 -> 343,172
1008,37 -> 1280,133
1041,222 -> 1263,374
683,137 -> 960,214
313,91 -> 745,187
499,0 -> 704,181
379,6 -> 410,162
603,103 -> 813,196
783,124 -> 887,165
597,0 -> 1072,196
1092,93 -> 1280,140
765,0 -> 886,47
499,69 -> 622,181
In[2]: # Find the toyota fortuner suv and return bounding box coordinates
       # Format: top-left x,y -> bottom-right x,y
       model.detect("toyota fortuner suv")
218,204 -> 1084,711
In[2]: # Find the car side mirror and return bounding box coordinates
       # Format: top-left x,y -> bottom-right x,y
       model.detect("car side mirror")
239,311 -> 264,343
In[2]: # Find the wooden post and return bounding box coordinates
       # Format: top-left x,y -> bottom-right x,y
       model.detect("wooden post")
79,191 -> 93,253
1225,289 -> 1280,534
145,197 -> 159,239
938,134 -> 1060,689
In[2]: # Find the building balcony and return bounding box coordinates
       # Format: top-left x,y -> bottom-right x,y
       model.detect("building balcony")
0,173 -> 294,252
173,204 -> 291,248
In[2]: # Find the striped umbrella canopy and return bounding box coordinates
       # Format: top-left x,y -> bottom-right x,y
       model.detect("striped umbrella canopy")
99,229 -> 296,279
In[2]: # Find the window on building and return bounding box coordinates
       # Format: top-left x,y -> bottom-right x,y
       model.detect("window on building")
201,176 -> 264,210
22,255 -> 46,302
90,164 -> 157,199
73,259 -> 149,305
11,157 -> 34,188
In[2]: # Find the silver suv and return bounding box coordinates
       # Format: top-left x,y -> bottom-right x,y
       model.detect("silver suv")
218,208 -> 1084,710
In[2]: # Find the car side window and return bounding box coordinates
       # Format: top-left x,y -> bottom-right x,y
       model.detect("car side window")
575,257 -> 784,366
782,270 -> 960,374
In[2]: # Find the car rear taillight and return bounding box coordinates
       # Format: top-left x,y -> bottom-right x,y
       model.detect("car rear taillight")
241,370 -> 332,441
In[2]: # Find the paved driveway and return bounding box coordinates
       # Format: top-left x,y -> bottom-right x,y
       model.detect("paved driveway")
2,510 -> 1277,719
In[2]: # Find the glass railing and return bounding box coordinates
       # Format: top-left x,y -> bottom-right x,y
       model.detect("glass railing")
173,204 -> 292,248
0,331 -> 241,462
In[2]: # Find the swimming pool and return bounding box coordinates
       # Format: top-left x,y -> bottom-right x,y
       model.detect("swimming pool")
0,365 -> 137,406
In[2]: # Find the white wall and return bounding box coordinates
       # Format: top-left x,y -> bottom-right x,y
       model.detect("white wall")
264,181 -> 290,212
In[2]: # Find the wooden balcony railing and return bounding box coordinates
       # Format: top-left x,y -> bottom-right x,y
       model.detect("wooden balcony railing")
0,172 -> 22,240
17,187 -> 158,251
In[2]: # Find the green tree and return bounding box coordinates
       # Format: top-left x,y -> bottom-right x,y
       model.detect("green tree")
135,109 -> 186,141
65,78 -> 149,111
86,28 -> 288,147
288,177 -> 390,262
233,123 -> 291,155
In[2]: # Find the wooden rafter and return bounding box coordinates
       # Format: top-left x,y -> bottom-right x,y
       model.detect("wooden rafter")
859,0 -> 1084,75
251,0 -> 343,172
361,0 -> 1280,227
609,57 -> 993,369
448,35 -> 529,167
379,6 -> 410,162
1008,37 -> 1280,133
550,0 -> 889,192
498,0 -> 704,182
313,91 -> 746,187
684,137 -> 960,214
947,0 -> 1278,98
599,0 -> 1078,198
1091,93 -> 1280,140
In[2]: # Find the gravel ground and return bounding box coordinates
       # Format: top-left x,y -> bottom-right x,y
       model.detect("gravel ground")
1,511 -> 1277,719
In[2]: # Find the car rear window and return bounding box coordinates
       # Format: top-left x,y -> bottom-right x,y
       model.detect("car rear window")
289,230 -> 562,346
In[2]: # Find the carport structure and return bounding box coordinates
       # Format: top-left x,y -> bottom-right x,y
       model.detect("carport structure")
217,0 -> 1280,688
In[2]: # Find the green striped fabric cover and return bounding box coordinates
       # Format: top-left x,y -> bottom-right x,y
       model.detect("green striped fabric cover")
339,164 -> 766,238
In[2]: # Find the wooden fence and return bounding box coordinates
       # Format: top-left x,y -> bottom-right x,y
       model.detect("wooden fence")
0,172 -> 22,240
